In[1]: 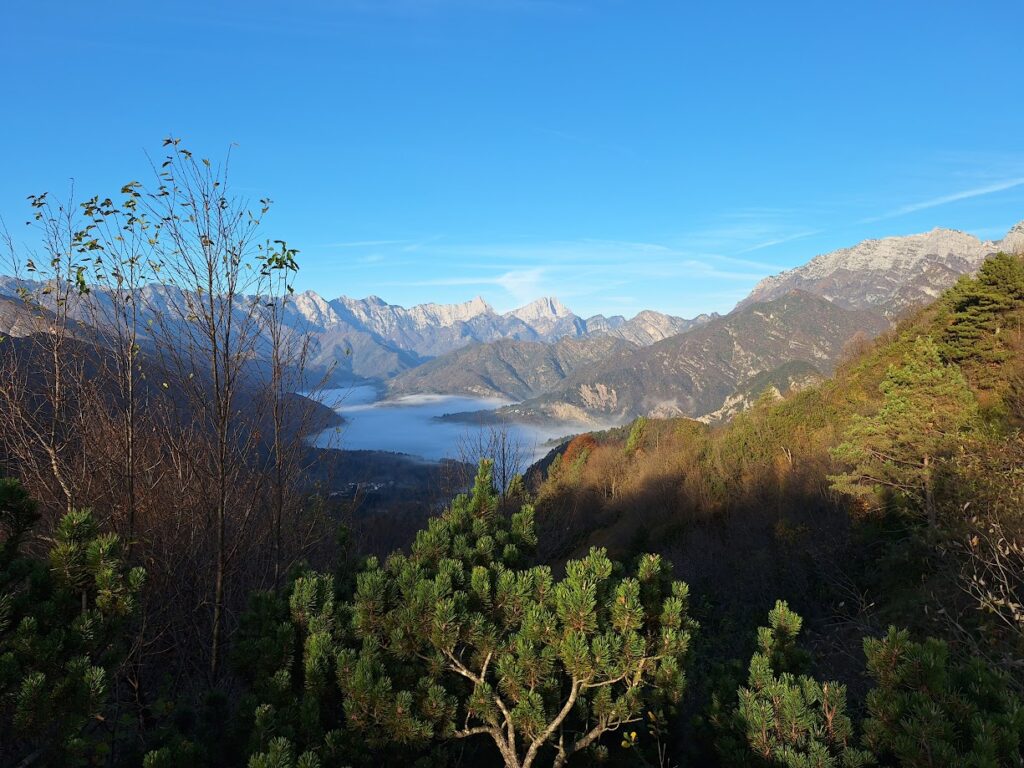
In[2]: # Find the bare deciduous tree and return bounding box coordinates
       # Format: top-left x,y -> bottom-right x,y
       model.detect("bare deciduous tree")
960,516 -> 1024,675
454,416 -> 528,511
0,139 -> 338,693
134,138 -> 303,679
0,192 -> 95,517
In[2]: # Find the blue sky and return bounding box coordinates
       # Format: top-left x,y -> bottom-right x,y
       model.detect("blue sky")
3,0 -> 1024,318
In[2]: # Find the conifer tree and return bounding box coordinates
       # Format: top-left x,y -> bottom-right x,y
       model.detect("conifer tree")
862,627 -> 1024,766
830,335 -> 978,527
940,253 -> 1024,386
0,488 -> 145,766
232,571 -> 353,767
626,417 -> 648,455
0,478 -> 38,570
247,736 -> 323,768
715,601 -> 874,768
340,460 -> 695,768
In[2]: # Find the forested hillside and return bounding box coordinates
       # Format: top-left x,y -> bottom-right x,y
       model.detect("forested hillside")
386,335 -> 639,400
528,250 -> 1024,763
506,290 -> 890,423
2,143 -> 1023,767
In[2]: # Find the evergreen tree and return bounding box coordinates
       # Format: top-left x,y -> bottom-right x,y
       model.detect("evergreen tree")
862,627 -> 1024,767
940,253 -> 1024,386
0,490 -> 145,766
340,460 -> 695,768
830,335 -> 978,527
714,601 -> 873,768
0,478 -> 38,569
626,417 -> 648,455
231,571 -> 354,767
247,736 -> 323,768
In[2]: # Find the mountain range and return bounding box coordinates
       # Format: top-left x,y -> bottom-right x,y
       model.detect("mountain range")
378,221 -> 1024,423
270,291 -> 708,380
0,277 -> 702,382
1,220 -> 1021,427
499,291 -> 890,424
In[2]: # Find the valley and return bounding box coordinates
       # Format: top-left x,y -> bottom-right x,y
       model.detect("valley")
292,221 -> 1024,449
4,221 -> 1021,465
6,7 -> 1024,765
311,384 -> 572,462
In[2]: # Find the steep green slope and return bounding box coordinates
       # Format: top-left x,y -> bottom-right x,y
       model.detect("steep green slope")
531,251 -> 1024,687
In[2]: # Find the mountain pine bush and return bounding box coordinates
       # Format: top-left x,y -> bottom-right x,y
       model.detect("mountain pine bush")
339,460 -> 695,768
231,571 -> 354,767
713,601 -> 874,768
0,482 -> 144,766
862,627 -> 1024,767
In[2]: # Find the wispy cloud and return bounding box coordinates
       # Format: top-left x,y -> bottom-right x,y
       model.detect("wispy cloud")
676,212 -> 822,265
735,229 -> 822,254
322,239 -> 414,248
676,261 -> 767,281
401,235 -> 445,252
322,210 -> 819,316
375,237 -> 781,313
392,268 -> 549,305
863,177 -> 1024,223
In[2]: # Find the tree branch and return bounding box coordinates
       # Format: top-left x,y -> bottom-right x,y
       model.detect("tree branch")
522,677 -> 582,768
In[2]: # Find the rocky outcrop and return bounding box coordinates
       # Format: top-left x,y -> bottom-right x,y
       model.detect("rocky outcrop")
739,222 -> 1024,317
697,360 -> 824,424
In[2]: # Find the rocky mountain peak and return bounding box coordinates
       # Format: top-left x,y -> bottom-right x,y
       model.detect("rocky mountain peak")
466,295 -> 491,313
630,310 -> 662,321
409,296 -> 495,324
736,223 -> 1015,316
506,296 -> 574,323
1000,220 -> 1024,253
288,290 -> 341,329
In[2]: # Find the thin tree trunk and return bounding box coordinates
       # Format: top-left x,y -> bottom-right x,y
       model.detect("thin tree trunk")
924,454 -> 937,529
210,409 -> 228,680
